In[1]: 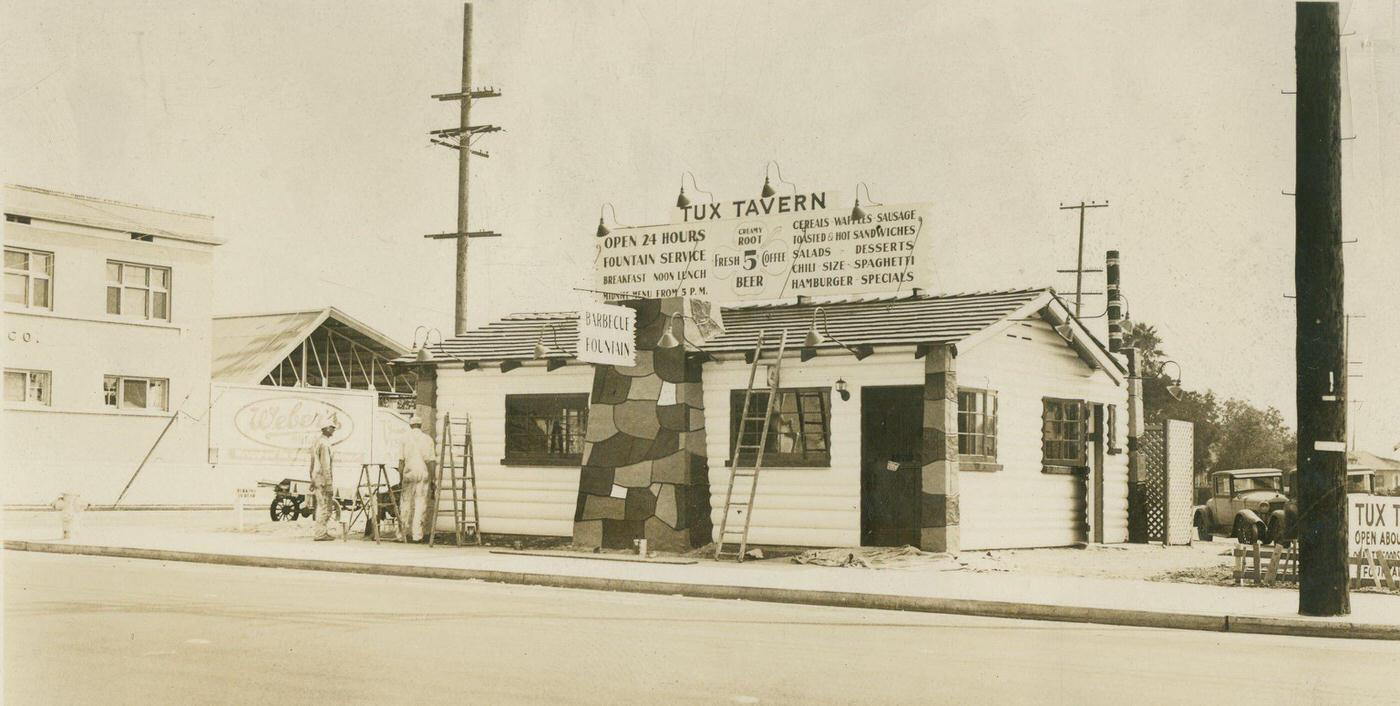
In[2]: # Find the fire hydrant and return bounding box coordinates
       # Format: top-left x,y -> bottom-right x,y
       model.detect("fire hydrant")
51,493 -> 87,540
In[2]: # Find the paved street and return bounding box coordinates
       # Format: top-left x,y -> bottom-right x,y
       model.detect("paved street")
5,551 -> 1397,705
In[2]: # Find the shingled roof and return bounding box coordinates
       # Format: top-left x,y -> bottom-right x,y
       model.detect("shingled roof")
706,288 -> 1047,353
412,288 -> 1114,366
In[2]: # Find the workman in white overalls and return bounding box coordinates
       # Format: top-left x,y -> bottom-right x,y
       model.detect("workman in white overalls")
397,415 -> 436,542
309,421 -> 339,541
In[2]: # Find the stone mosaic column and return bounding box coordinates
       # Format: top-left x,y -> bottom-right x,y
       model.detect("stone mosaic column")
572,298 -> 712,551
920,344 -> 960,553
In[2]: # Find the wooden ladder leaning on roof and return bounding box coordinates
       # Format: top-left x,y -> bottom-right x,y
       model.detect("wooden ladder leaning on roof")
428,412 -> 483,546
715,329 -> 789,562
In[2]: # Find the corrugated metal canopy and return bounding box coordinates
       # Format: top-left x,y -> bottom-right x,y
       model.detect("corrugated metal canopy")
213,307 -> 409,384
414,289 -> 1058,363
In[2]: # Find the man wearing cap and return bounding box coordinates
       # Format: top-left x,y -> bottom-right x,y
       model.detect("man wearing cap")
397,416 -> 436,542
309,420 -> 340,541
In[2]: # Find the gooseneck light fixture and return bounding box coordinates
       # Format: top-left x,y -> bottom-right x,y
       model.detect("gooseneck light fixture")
411,326 -> 446,363
761,161 -> 797,199
801,307 -> 873,362
676,172 -> 714,210
656,312 -> 686,349
532,323 -> 568,360
851,182 -> 882,221
1159,360 -> 1184,401
595,203 -> 626,238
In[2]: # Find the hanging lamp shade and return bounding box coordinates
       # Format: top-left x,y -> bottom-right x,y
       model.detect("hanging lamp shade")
657,325 -> 681,349
803,322 -> 824,349
532,337 -> 547,360
1166,381 -> 1184,401
761,176 -> 776,199
676,187 -> 690,209
596,217 -> 610,238
414,347 -> 432,363
851,198 -> 866,222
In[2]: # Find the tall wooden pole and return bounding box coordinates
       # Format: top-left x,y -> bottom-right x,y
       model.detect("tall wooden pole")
1057,201 -> 1107,318
455,3 -> 474,336
1295,1 -> 1349,617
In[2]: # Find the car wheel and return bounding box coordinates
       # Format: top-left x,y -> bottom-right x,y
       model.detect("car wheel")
1238,520 -> 1260,545
1196,517 -> 1213,541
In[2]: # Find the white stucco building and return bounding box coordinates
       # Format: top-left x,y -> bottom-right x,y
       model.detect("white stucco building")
3,185 -> 223,505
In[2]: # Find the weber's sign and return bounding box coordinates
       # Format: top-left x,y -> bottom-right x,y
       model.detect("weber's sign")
576,303 -> 637,366
595,198 -> 930,303
209,383 -> 374,466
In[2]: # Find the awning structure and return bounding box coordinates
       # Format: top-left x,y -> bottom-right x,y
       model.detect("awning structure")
213,307 -> 413,394
405,288 -> 1127,382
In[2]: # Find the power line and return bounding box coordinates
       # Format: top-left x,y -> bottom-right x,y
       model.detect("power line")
1056,200 -> 1108,318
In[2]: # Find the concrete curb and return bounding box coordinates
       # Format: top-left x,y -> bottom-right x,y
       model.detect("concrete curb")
7,540 -> 1397,641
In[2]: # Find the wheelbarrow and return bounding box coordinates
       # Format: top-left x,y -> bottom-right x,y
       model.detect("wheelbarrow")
259,478 -> 400,537
258,478 -> 358,522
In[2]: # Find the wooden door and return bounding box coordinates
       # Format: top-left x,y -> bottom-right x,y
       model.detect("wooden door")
861,386 -> 923,547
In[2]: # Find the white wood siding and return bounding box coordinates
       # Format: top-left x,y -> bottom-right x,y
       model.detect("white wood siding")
958,320 -> 1129,550
703,351 -> 925,547
435,363 -> 592,536
701,321 -> 1128,551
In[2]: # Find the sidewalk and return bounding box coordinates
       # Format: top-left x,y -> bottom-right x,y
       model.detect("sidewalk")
6,510 -> 1399,640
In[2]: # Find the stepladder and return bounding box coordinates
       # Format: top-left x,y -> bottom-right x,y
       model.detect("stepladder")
715,330 -> 789,561
351,463 -> 400,543
428,412 -> 483,546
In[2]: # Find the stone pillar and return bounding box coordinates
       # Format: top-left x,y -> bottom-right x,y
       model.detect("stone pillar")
572,298 -> 712,551
920,344 -> 960,553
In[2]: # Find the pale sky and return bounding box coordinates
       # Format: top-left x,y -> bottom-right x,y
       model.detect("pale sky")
3,0 -> 1398,453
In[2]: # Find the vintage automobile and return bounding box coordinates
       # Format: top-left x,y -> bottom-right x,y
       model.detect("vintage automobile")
1266,466 -> 1376,546
1192,468 -> 1288,543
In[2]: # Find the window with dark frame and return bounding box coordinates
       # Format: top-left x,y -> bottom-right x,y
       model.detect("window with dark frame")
729,388 -> 831,468
957,388 -> 998,468
103,375 -> 168,411
105,260 -> 171,321
504,393 -> 589,465
4,247 -> 53,310
1041,397 -> 1087,470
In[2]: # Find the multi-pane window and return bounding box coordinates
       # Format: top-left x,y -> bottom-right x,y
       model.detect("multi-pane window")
504,394 -> 588,465
957,388 -> 998,460
103,375 -> 168,411
1042,398 -> 1087,468
4,369 -> 51,405
729,388 -> 831,467
4,247 -> 53,309
106,261 -> 170,321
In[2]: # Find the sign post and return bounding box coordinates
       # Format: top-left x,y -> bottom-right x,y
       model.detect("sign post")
234,487 -> 256,531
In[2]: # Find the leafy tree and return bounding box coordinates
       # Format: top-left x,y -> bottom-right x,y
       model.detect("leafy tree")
1211,400 -> 1296,472
1120,319 -> 1295,491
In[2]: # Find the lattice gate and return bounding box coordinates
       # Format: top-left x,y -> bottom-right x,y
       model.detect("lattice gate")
1143,420 -> 1195,545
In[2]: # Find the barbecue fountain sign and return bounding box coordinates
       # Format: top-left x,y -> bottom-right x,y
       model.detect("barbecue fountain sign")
594,189 -> 932,304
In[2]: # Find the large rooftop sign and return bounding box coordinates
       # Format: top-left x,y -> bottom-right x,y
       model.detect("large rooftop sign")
595,194 -> 931,302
